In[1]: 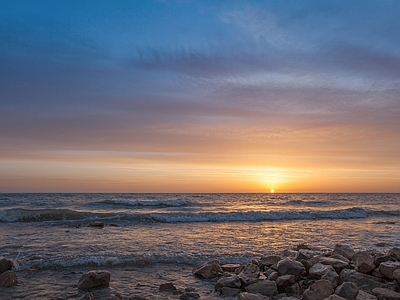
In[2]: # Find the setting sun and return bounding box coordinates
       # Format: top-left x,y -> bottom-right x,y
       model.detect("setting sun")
270,189 -> 275,193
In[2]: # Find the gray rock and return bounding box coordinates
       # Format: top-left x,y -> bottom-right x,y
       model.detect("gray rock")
180,292 -> 200,300
322,270 -> 340,289
353,252 -> 376,274
309,263 -> 336,279
0,270 -> 18,287
268,272 -> 279,282
259,255 -> 281,268
303,279 -> 333,300
387,247 -> 400,260
245,279 -> 278,296
393,269 -> 400,282
276,275 -> 295,286
340,269 -> 386,292
238,292 -> 269,300
276,258 -> 305,281
324,296 -> 346,300
335,282 -> 359,300
239,263 -> 260,283
221,286 -> 241,296
159,282 -> 177,291
319,257 -> 349,273
296,250 -> 315,261
378,260 -> 400,279
330,254 -> 350,264
214,275 -> 241,292
0,258 -> 13,274
192,260 -> 223,279
221,263 -> 241,272
371,287 -> 400,300
77,270 -> 110,291
333,244 -> 355,260
356,290 -> 378,300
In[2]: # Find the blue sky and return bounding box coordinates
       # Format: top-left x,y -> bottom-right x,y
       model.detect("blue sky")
1,0 -> 400,192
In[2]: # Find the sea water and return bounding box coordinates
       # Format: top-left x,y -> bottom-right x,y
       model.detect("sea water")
1,193 -> 399,299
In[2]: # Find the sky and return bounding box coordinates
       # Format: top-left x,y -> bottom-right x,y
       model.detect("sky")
1,0 -> 400,193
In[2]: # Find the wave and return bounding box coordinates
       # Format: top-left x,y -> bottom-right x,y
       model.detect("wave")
2,207 -> 400,224
98,198 -> 189,208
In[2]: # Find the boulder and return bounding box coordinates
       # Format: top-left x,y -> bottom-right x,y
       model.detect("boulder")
319,257 -> 349,273
214,275 -> 241,292
78,270 -> 111,291
221,263 -> 240,272
0,258 -> 13,274
267,271 -> 279,281
393,269 -> 400,282
276,275 -> 296,286
353,252 -> 376,274
296,249 -> 315,261
0,270 -> 18,287
340,269 -> 385,292
309,263 -> 336,279
221,286 -> 241,296
192,260 -> 223,279
238,292 -> 269,300
180,292 -> 200,300
88,221 -> 104,228
387,248 -> 400,260
324,296 -> 346,300
159,282 -> 177,291
356,290 -> 378,300
371,287 -> 400,300
259,255 -> 281,268
378,260 -> 400,279
276,258 -> 305,280
333,244 -> 355,260
322,270 -> 340,289
330,254 -> 350,264
303,279 -> 333,300
245,279 -> 278,296
238,263 -> 260,283
335,282 -> 359,300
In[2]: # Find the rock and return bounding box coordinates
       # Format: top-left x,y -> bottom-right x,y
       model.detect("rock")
221,286 -> 241,296
303,279 -> 333,300
331,254 -> 350,264
309,263 -> 336,279
353,252 -> 376,274
356,290 -> 378,300
180,292 -> 200,300
267,271 -> 279,281
319,257 -> 349,273
221,263 -> 240,272
322,270 -> 340,289
374,253 -> 392,266
393,269 -> 400,282
340,269 -> 386,292
324,296 -> 346,300
280,249 -> 297,258
333,244 -> 355,260
238,263 -> 260,283
335,282 -> 359,300
214,275 -> 241,292
296,249 -> 314,261
0,258 -> 14,274
78,270 -> 111,291
192,260 -> 223,279
379,260 -> 400,279
0,270 -> 18,287
279,297 -> 299,300
371,287 -> 400,300
245,279 -> 278,296
159,282 -> 177,291
387,248 -> 400,260
238,292 -> 269,300
88,221 -> 104,228
276,275 -> 296,286
259,255 -> 281,268
296,243 -> 311,251
276,258 -> 305,280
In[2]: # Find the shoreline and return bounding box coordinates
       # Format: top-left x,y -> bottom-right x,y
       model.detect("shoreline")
2,243 -> 400,299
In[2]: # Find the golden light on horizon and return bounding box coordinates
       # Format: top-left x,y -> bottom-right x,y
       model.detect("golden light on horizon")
270,189 -> 275,193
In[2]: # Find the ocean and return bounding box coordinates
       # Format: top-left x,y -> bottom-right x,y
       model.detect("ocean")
1,193 -> 399,299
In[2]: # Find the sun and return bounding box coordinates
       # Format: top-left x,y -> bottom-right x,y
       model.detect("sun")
270,189 -> 275,193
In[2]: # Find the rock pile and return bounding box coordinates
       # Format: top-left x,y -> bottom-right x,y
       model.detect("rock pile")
193,244 -> 400,300
0,257 -> 17,287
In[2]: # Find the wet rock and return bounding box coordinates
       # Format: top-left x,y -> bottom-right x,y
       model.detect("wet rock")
221,263 -> 240,272
374,253 -> 392,266
276,275 -> 296,286
238,292 -> 269,300
78,270 -> 111,291
319,257 -> 349,273
303,279 -> 333,300
0,270 -> 18,287
393,269 -> 400,282
333,244 -> 355,260
267,271 -> 279,281
192,260 -> 223,279
88,221 -> 104,228
159,282 -> 177,291
276,258 -> 305,281
238,263 -> 260,283
322,270 -> 340,289
179,292 -> 200,300
371,287 -> 400,300
353,252 -> 376,274
296,243 -> 311,251
214,275 -> 241,292
309,263 -> 336,279
335,282 -> 359,300
221,286 -> 241,296
0,258 -> 13,274
378,260 -> 400,279
340,269 -> 385,292
387,248 -> 400,260
245,279 -> 278,296
259,255 -> 281,268
296,249 -> 314,261
356,290 -> 378,300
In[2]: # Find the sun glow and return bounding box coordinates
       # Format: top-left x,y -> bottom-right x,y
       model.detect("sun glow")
270,189 -> 275,193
